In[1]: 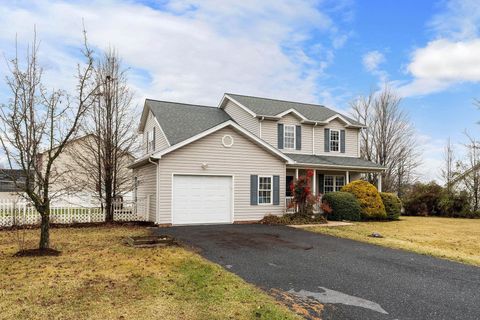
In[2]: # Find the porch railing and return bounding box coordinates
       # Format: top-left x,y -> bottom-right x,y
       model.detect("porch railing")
285,195 -> 323,214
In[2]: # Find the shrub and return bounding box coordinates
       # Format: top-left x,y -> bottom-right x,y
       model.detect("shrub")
341,180 -> 386,220
380,193 -> 401,220
439,191 -> 470,217
322,192 -> 361,221
402,182 -> 444,216
290,169 -> 320,215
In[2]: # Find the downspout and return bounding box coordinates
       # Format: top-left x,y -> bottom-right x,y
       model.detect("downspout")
148,157 -> 159,224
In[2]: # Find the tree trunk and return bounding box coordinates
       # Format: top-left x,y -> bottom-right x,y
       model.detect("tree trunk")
105,193 -> 113,222
39,211 -> 50,249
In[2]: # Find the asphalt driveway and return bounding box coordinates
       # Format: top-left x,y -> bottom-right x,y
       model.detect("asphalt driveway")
155,224 -> 480,320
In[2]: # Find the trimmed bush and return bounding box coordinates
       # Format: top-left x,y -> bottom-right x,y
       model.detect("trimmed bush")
341,180 -> 387,220
380,192 -> 401,220
322,192 -> 361,221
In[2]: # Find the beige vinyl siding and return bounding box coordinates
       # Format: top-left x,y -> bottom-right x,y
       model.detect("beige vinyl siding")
261,114 -> 313,154
143,111 -> 169,154
314,119 -> 359,157
223,100 -> 260,136
133,163 -> 157,222
157,127 -> 286,224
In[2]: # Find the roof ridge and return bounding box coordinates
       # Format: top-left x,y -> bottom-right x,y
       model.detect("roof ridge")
146,98 -> 215,109
225,93 -> 328,109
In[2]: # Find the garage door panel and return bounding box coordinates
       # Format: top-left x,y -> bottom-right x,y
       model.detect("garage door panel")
172,175 -> 232,225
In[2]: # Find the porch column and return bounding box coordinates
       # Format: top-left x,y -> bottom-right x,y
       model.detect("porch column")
346,171 -> 350,184
313,169 -> 317,195
377,173 -> 382,192
295,168 -> 299,180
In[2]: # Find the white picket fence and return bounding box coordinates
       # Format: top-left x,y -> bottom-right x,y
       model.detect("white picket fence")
0,198 -> 148,227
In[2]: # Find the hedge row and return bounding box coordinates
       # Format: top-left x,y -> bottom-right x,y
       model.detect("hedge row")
322,180 -> 401,221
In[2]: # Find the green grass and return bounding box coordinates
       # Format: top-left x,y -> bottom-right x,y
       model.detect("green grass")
0,226 -> 299,320
304,216 -> 480,266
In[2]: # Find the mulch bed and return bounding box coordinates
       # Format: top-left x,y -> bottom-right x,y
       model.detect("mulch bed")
13,248 -> 61,257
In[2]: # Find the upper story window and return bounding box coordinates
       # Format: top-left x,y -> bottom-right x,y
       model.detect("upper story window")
146,129 -> 155,152
284,125 -> 296,149
330,129 -> 340,152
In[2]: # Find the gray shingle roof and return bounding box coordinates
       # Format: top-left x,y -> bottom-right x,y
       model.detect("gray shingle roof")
226,93 -> 363,126
146,99 -> 232,145
284,153 -> 385,170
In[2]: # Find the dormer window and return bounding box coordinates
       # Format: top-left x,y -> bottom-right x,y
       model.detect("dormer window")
330,129 -> 339,152
284,125 -> 296,149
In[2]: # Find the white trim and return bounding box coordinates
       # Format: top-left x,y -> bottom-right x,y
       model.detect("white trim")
151,120 -> 294,164
274,108 -> 308,121
222,134 -> 234,148
329,129 -> 341,153
290,163 -> 386,171
219,94 -> 257,117
170,173 -> 235,225
258,175 -> 273,205
346,170 -> 350,184
283,124 -> 296,150
153,117 -> 171,147
324,114 -> 352,125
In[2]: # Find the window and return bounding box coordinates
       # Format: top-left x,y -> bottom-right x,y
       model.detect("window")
258,176 -> 273,204
284,125 -> 296,149
324,175 -> 346,193
335,176 -> 345,191
324,175 -> 334,193
146,130 -> 155,152
330,130 -> 339,152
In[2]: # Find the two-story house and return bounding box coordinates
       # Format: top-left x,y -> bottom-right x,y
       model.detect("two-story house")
130,93 -> 385,225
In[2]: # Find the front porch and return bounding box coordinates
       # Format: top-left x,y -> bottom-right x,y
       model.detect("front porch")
285,166 -> 383,213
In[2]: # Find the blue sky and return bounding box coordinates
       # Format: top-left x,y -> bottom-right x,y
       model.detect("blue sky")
1,0 -> 479,181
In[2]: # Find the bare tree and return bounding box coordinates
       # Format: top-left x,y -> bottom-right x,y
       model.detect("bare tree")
0,29 -> 96,250
440,137 -> 456,193
68,49 -> 136,222
350,86 -> 420,194
456,132 -> 480,211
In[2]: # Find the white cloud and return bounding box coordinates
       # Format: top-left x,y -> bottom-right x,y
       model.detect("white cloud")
397,0 -> 480,97
429,0 -> 480,40
362,50 -> 385,72
0,0 -> 351,108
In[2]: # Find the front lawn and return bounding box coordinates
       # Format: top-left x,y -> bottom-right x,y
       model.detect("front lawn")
0,226 -> 299,320
304,216 -> 480,266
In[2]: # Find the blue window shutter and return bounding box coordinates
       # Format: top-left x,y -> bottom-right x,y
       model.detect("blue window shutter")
273,175 -> 280,205
295,125 -> 301,150
318,174 -> 324,194
277,124 -> 284,149
340,130 -> 345,153
324,128 -> 330,152
250,175 -> 258,205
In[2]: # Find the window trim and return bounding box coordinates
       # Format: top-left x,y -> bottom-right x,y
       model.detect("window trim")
329,129 -> 340,153
258,175 -> 273,205
283,124 -> 296,150
324,175 -> 346,193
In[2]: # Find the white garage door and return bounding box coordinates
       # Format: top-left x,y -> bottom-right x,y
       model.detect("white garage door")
172,175 -> 233,225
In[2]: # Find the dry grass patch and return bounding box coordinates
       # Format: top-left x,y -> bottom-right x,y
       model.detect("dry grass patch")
304,216 -> 480,266
0,226 -> 299,320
